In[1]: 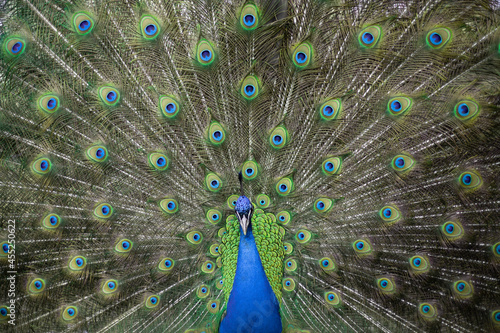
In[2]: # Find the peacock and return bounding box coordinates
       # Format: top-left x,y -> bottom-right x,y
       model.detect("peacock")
0,0 -> 499,332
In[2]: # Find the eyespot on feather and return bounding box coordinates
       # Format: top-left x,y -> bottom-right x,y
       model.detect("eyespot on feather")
426,28 -> 451,49
73,12 -> 94,35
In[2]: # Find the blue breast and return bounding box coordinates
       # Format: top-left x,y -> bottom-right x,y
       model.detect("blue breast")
219,225 -> 282,333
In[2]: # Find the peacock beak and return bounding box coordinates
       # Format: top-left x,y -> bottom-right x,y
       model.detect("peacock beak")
236,210 -> 251,235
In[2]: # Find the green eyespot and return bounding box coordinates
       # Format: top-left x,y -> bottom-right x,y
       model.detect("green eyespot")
115,239 -> 133,253
159,96 -> 180,119
209,243 -> 220,256
0,305 -> 10,320
269,125 -> 289,149
227,195 -> 239,209
458,171 -> 482,190
201,260 -> 215,274
32,157 -> 52,175
255,194 -> 270,208
197,285 -> 210,298
207,209 -> 222,224
353,239 -> 372,256
68,256 -> 87,271
197,40 -> 215,66
277,211 -> 291,225
409,255 -> 429,274
295,229 -> 312,244
216,257 -> 222,268
319,257 -> 336,271
216,279 -> 224,290
359,26 -> 381,48
387,97 -> 412,116
283,242 -> 293,255
314,197 -> 334,214
207,299 -> 220,314
38,94 -> 60,114
391,155 -> 415,173
377,277 -> 395,294
452,280 -> 473,298
206,173 -> 223,192
140,16 -> 161,40
94,203 -> 113,219
454,100 -> 479,122
240,75 -> 260,100
102,279 -> 118,294
491,310 -> 500,327
292,42 -> 313,68
158,258 -> 175,271
319,98 -> 342,121
73,12 -> 94,35
149,152 -> 169,171
493,242 -> 500,258
276,176 -> 294,196
426,27 -> 451,49
218,227 -> 227,238
160,198 -> 179,214
285,259 -> 297,272
208,121 -> 225,145
145,295 -> 160,309
242,160 -> 259,180
321,157 -> 342,175
324,291 -> 341,306
62,306 -> 78,321
86,145 -> 108,163
441,221 -> 464,241
29,278 -> 46,294
0,241 -> 9,257
418,303 -> 437,321
279,226 -> 286,239
187,231 -> 203,245
379,205 -> 401,224
98,86 -> 120,106
5,37 -> 26,57
42,213 -> 61,229
240,4 -> 259,30
282,278 -> 296,291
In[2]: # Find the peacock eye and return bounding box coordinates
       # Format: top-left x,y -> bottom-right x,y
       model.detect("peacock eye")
295,52 -> 307,64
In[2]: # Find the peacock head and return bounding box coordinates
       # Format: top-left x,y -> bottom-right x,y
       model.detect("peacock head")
236,172 -> 253,235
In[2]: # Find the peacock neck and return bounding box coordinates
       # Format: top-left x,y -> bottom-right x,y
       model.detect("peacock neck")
219,225 -> 282,333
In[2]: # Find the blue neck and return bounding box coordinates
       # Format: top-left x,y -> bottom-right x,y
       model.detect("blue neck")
219,226 -> 282,333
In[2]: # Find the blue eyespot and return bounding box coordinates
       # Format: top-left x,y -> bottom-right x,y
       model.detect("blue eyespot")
328,294 -> 335,301
496,244 -> 500,255
429,32 -> 442,45
215,247 -> 219,252
495,312 -> 500,321
150,297 -> 157,304
422,305 -> 430,313
40,160 -> 49,171
211,302 -> 217,308
0,308 -> 7,316
287,261 -> 292,267
212,130 -> 223,142
165,103 -> 176,114
446,224 -> 454,234
316,201 -> 325,210
322,260 -> 329,267
323,105 -> 334,116
76,258 -> 83,266
383,208 -> 392,218
50,216 -> 58,225
200,49 -> 212,62
156,157 -> 166,167
2,244 -> 9,253
458,103 -> 469,116
167,201 -> 176,210
395,157 -> 405,168
95,148 -> 105,159
390,100 -> 402,112
122,241 -> 130,249
298,232 -> 305,240
356,241 -> 364,250
106,91 -> 117,102
232,200 -> 236,206
461,173 -> 472,185
79,20 -> 90,31
279,184 -> 288,193
245,168 -> 254,176
295,52 -> 307,64
193,233 -> 201,241
244,85 -> 255,96
67,308 -> 75,316
243,14 -> 255,26
380,279 -> 388,288
272,135 -> 283,145
35,281 -> 42,289
206,263 -> 213,269
325,162 -> 334,172
46,98 -> 57,110
12,42 -> 23,54
279,215 -> 285,221
165,259 -> 172,267
284,245 -> 288,251
285,281 -> 291,286
362,32 -> 374,44
210,179 -> 220,189
212,214 -> 219,221
144,24 -> 157,36
201,287 -> 207,293
108,281 -> 116,289
101,205 -> 110,215
457,282 -> 465,291
413,258 -> 421,267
